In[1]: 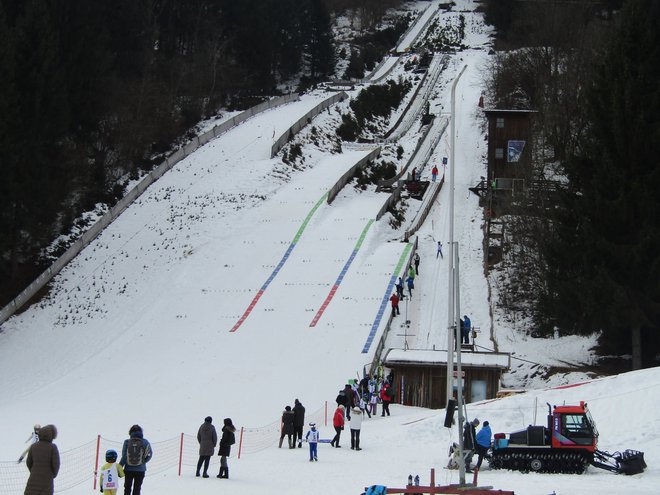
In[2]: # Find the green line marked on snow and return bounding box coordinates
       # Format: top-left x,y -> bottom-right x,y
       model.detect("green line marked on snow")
362,242 -> 413,353
292,193 -> 328,244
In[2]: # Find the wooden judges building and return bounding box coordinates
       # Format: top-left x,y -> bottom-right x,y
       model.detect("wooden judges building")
383,349 -> 510,409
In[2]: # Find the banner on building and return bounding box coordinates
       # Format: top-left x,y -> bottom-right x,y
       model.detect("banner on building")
507,140 -> 526,162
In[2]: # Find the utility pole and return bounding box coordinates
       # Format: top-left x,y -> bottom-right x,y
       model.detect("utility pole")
446,65 -> 467,406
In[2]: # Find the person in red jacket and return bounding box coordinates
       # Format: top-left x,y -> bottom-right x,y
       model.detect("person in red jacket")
380,383 -> 393,417
389,293 -> 400,318
330,405 -> 345,448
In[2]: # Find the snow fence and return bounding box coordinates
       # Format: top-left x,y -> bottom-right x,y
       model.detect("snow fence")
0,403 -> 328,495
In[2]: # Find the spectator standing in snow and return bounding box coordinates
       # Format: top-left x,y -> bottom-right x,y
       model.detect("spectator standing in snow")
217,418 -> 235,479
293,399 -> 306,448
343,384 -> 354,420
350,408 -> 363,450
196,416 -> 217,478
305,423 -> 319,461
331,405 -> 345,448
279,406 -> 295,449
368,376 -> 376,395
389,292 -> 400,317
406,275 -> 414,299
411,167 -> 417,181
475,420 -> 492,470
380,383 -> 393,416
431,165 -> 439,182
436,241 -> 443,259
24,424 -> 59,495
119,424 -> 152,495
369,392 -> 378,416
463,418 -> 479,472
18,423 -> 41,463
413,252 -> 420,275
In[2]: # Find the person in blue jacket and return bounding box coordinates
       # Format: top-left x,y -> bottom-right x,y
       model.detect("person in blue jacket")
119,424 -> 152,495
475,420 -> 492,469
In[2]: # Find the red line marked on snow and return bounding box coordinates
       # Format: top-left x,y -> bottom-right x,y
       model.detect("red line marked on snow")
230,289 -> 265,333
309,285 -> 340,327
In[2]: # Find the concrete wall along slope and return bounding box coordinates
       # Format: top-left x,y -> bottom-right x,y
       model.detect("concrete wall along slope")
0,94 -> 300,326
270,92 -> 348,158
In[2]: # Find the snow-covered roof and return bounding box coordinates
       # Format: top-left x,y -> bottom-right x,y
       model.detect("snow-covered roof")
384,348 -> 510,369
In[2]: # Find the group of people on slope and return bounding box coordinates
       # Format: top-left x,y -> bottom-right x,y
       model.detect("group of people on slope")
195,416 -> 236,479
391,257 -> 421,318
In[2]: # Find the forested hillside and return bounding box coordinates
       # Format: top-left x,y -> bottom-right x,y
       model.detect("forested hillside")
482,0 -> 660,369
0,0 -> 403,306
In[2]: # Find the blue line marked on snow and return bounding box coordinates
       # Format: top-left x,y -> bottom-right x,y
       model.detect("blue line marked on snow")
361,243 -> 413,353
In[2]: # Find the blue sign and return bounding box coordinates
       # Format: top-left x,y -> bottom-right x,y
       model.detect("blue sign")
442,157 -> 448,165
507,140 -> 526,162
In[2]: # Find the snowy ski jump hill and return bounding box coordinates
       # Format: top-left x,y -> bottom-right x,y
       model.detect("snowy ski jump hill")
0,2 -> 656,495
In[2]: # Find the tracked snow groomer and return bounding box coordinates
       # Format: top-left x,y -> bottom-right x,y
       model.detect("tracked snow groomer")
489,401 -> 646,475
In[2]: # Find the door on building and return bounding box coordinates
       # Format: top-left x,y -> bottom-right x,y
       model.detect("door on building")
471,379 -> 487,402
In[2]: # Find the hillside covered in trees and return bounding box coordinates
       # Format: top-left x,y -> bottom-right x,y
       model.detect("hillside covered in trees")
0,0 -> 403,306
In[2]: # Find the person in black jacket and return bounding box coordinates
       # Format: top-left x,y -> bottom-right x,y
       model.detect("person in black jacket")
217,418 -> 235,479
462,418 -> 479,472
279,406 -> 295,449
292,399 -> 306,448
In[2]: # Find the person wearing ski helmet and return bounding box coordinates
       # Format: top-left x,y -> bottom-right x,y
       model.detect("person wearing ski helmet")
99,449 -> 124,494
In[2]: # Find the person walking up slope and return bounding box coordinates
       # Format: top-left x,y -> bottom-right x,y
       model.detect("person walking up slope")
119,424 -> 152,495
217,418 -> 236,479
389,292 -> 400,317
196,416 -> 217,478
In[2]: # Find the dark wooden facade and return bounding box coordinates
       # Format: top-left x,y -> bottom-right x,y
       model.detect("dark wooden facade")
484,109 -> 536,182
384,351 -> 510,409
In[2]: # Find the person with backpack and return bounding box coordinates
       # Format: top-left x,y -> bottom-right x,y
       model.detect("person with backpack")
217,418 -> 236,479
24,424 -> 59,495
119,424 -> 152,495
380,383 -> 393,416
196,416 -> 217,478
98,449 -> 124,495
292,399 -> 306,448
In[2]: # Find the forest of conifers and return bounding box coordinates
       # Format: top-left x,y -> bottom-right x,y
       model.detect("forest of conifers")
0,0 -> 401,305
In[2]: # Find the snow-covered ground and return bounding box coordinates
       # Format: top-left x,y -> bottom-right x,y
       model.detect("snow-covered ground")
0,2 -> 655,495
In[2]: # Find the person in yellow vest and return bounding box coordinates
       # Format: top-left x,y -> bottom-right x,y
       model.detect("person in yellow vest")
99,449 -> 124,494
